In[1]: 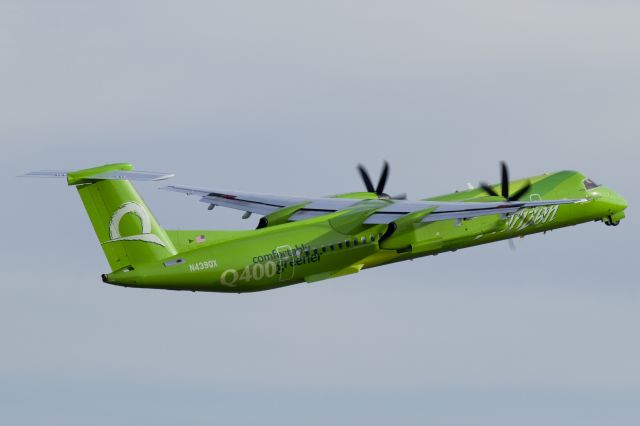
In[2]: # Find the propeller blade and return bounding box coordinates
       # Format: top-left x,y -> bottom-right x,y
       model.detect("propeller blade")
357,164 -> 375,193
500,161 -> 510,199
480,182 -> 499,197
376,161 -> 390,195
507,181 -> 532,201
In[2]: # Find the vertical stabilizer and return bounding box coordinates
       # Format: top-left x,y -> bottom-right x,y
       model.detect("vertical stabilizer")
24,163 -> 177,271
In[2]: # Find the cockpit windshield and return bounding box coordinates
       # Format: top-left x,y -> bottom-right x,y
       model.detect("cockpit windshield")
583,178 -> 601,190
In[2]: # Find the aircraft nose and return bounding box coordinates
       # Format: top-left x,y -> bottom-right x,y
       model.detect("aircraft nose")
606,189 -> 628,213
592,186 -> 627,226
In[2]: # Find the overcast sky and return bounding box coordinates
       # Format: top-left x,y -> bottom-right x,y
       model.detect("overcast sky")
1,1 -> 639,425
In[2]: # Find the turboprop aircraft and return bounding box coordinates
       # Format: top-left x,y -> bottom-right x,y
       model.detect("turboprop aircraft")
22,162 -> 627,293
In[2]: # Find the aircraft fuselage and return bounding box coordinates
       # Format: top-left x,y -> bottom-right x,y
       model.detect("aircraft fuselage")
104,170 -> 627,292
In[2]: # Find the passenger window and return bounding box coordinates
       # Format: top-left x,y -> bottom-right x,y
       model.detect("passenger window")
345,240 -> 351,248
338,242 -> 343,249
313,248 -> 318,255
361,236 -> 367,244
330,244 -> 335,251
370,235 -> 375,242
321,245 -> 326,253
353,238 -> 358,246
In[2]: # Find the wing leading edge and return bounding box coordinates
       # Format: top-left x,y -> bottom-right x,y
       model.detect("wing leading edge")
363,198 -> 584,224
162,185 -> 361,219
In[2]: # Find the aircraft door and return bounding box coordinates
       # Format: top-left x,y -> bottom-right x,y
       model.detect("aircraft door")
276,245 -> 295,281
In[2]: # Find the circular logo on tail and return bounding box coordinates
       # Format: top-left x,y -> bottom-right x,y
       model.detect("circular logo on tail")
104,202 -> 166,247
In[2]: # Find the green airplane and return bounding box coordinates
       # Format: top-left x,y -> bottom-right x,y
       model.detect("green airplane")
23,162 -> 627,293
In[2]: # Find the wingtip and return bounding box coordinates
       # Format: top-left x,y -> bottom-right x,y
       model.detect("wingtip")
150,173 -> 175,181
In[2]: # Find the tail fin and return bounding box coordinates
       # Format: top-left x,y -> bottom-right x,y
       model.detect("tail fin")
22,163 -> 177,271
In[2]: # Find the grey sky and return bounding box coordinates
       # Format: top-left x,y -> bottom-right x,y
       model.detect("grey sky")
1,1 -> 639,425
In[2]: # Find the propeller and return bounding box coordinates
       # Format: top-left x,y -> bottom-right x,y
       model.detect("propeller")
357,161 -> 406,200
479,161 -> 532,202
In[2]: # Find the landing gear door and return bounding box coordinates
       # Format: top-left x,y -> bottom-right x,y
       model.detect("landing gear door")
276,245 -> 295,282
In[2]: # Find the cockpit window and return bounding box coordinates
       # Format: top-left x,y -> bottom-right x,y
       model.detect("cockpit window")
583,178 -> 600,190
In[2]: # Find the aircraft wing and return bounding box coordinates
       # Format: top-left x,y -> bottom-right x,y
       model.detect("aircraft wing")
162,185 -> 362,219
163,185 -> 587,224
362,198 -> 586,224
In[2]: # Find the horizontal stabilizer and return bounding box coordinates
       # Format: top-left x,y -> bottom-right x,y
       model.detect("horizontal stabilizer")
88,170 -> 174,181
20,170 -> 68,178
20,163 -> 173,184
